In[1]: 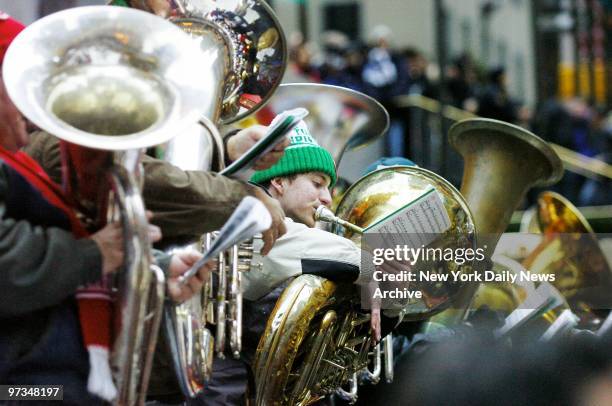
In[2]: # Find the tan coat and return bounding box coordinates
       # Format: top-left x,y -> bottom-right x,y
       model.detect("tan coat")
24,131 -> 253,240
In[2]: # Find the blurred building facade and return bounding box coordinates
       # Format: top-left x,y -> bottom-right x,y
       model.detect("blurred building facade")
0,0 -> 609,108
275,0 -> 610,109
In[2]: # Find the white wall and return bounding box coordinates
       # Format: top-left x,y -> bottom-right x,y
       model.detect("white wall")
0,0 -> 105,24
0,0 -> 40,24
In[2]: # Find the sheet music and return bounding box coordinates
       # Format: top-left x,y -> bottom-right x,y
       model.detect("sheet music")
495,282 -> 565,338
364,187 -> 451,249
178,196 -> 272,284
220,108 -> 309,180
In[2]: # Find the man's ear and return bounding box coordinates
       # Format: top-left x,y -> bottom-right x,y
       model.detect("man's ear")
269,177 -> 284,196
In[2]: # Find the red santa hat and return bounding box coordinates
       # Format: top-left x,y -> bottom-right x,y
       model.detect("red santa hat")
0,12 -> 25,64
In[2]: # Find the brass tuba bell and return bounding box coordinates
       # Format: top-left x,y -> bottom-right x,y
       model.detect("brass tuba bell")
242,83 -> 390,164
425,118 -> 564,327
522,191 -> 612,329
3,6 -> 213,404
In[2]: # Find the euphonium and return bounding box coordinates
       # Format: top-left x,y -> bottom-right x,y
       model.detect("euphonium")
521,191 -> 612,329
3,6 -> 212,404
425,118 -> 564,328
254,166 -> 477,405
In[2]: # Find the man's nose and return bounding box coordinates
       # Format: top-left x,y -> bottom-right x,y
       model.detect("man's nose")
319,189 -> 332,207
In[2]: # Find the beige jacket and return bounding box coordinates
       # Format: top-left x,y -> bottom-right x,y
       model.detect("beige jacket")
24,131 -> 252,240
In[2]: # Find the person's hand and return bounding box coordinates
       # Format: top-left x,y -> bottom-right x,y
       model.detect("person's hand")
253,186 -> 287,255
145,211 -> 162,243
226,125 -> 290,170
370,306 -> 381,343
166,251 -> 213,303
148,224 -> 162,244
90,222 -> 124,275
0,75 -> 29,152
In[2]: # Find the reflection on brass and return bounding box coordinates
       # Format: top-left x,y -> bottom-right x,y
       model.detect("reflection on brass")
254,166 -> 476,405
118,0 -> 288,124
523,191 -> 612,328
258,27 -> 279,50
425,118 -> 563,328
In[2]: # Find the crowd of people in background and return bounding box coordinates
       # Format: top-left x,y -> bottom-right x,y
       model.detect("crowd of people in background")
284,26 -> 612,206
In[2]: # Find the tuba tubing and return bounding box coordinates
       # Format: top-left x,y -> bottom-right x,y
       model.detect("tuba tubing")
383,334 -> 394,383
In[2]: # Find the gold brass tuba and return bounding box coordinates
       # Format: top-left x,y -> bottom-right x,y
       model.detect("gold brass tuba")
521,191 -> 612,329
424,118 -> 564,328
253,166 -> 477,405
3,6 -> 213,404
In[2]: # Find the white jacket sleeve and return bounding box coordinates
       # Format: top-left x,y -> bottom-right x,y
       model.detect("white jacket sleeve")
242,218 -> 374,300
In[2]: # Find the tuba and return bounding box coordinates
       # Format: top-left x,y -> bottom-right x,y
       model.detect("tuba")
3,6 -> 213,404
112,0 -> 288,171
116,0 -> 288,398
424,118 -> 564,329
253,166 -> 477,405
470,254 -> 573,340
521,191 -> 612,329
242,83 -> 390,164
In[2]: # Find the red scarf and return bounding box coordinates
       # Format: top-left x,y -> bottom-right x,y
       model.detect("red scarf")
0,145 -> 113,388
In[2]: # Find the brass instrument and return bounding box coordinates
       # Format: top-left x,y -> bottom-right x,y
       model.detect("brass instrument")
115,0 -> 286,124
115,0 -> 287,398
254,166 -> 477,405
113,0 -> 287,171
425,118 -> 564,328
242,83 -> 389,164
471,255 -> 571,339
3,6 -> 212,404
522,191 -> 612,329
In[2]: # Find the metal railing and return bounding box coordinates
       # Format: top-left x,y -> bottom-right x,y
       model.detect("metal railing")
392,94 -> 612,231
394,94 -> 612,182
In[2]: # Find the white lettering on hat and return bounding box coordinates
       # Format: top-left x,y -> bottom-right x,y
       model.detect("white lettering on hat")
287,120 -> 320,149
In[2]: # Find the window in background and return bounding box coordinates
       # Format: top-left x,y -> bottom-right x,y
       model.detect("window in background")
323,2 -> 360,41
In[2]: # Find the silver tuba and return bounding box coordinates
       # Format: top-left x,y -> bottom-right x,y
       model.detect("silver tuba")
116,0 -> 287,399
111,0 -> 288,171
3,6 -> 213,404
243,83 -> 390,164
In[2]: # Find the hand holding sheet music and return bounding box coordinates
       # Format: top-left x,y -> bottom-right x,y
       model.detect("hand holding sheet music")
220,108 -> 308,180
178,196 -> 272,285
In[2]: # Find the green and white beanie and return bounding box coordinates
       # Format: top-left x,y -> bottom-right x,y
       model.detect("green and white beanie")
250,120 -> 337,187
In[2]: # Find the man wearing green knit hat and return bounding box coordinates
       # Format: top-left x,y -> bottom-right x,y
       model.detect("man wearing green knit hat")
192,119 -> 379,405
250,120 -> 336,227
